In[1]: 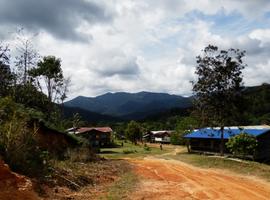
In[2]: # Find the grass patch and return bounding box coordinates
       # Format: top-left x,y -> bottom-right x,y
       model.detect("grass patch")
99,141 -> 173,159
165,152 -> 270,182
123,149 -> 137,154
103,172 -> 138,200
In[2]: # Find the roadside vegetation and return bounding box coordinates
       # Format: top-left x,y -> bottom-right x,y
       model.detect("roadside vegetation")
99,140 -> 173,159
0,32 -> 118,199
102,141 -> 270,183
226,133 -> 258,159
34,159 -> 132,199
161,149 -> 270,182
101,172 -> 138,200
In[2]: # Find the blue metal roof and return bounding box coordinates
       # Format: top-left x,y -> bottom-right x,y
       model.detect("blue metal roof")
184,128 -> 270,139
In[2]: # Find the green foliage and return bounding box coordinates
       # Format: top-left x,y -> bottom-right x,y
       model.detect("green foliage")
0,97 -> 50,176
192,45 -> 246,155
226,133 -> 258,159
0,40 -> 74,179
242,83 -> 270,125
29,55 -> 66,103
123,149 -> 137,154
142,115 -> 185,131
125,121 -> 142,144
169,117 -> 199,145
143,144 -> 151,151
193,45 -> 246,127
0,62 -> 14,97
170,132 -> 183,145
113,123 -> 127,139
176,116 -> 198,132
72,112 -> 82,128
13,83 -> 51,113
0,44 -> 13,98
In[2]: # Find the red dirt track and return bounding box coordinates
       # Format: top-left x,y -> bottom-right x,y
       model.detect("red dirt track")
0,160 -> 38,200
129,158 -> 270,200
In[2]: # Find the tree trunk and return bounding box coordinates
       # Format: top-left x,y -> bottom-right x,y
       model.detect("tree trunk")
24,52 -> 27,84
220,126 -> 224,156
48,78 -> 52,102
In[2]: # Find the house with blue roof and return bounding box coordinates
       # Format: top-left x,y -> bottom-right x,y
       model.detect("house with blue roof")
184,125 -> 270,161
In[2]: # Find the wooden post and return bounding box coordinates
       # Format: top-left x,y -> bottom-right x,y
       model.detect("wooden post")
220,126 -> 224,156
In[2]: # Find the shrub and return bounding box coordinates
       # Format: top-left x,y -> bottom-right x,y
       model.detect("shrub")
170,131 -> 187,145
0,97 -> 50,177
226,133 -> 258,159
125,121 -> 142,144
143,145 -> 151,151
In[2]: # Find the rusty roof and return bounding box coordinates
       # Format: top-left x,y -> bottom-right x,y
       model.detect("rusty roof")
76,127 -> 113,134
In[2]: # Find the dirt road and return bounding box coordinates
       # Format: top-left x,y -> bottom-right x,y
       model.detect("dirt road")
129,158 -> 270,200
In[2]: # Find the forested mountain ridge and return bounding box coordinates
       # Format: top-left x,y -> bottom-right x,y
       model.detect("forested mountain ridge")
64,91 -> 192,119
64,84 -> 270,124
62,105 -> 121,123
243,83 -> 270,124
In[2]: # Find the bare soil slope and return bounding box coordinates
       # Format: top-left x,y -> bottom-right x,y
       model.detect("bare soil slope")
130,158 -> 270,200
0,160 -> 39,200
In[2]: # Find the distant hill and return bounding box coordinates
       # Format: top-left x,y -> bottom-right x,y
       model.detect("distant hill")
63,84 -> 270,123
142,107 -> 191,121
242,83 -> 270,124
62,106 -> 121,123
64,91 -> 192,120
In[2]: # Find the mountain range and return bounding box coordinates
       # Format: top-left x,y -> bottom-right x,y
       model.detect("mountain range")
64,91 -> 192,121
63,84 -> 270,123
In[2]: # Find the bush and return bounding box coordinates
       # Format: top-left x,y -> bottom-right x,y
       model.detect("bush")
226,133 -> 258,159
143,145 -> 151,151
125,121 -> 142,144
170,132 -> 186,145
0,97 -> 50,177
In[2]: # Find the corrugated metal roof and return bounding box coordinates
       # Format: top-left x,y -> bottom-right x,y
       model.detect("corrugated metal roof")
151,130 -> 173,135
184,127 -> 270,139
77,127 -> 113,134
239,125 -> 270,129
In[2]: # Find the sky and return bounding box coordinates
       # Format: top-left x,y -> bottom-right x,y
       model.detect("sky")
0,0 -> 270,99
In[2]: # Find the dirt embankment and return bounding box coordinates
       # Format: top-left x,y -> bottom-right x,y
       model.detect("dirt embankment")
130,158 -> 270,200
0,160 -> 39,200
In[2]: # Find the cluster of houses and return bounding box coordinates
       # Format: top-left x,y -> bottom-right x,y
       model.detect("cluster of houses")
65,127 -> 175,147
37,121 -> 270,161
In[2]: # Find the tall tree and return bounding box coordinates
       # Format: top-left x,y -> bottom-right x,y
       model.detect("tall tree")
0,62 -> 14,97
0,43 -> 14,97
192,45 -> 246,155
14,29 -> 39,84
0,43 -> 9,63
29,56 -> 67,103
125,120 -> 142,144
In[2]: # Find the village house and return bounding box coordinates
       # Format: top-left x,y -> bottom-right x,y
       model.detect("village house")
143,130 -> 173,143
31,121 -> 79,157
184,125 -> 270,161
68,127 -> 113,147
